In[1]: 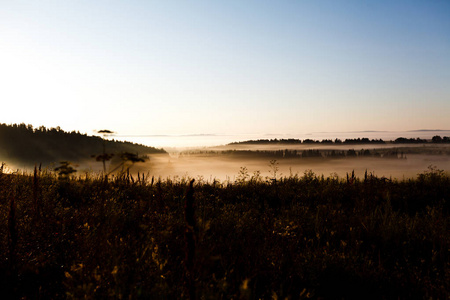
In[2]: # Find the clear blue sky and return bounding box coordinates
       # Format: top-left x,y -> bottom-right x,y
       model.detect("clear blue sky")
1,1 -> 449,145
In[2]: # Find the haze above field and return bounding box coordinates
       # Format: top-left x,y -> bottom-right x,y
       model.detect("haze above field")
1,123 -> 449,181
1,1 -> 450,146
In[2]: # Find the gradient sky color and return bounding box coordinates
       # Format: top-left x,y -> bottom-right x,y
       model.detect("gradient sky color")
1,1 -> 449,146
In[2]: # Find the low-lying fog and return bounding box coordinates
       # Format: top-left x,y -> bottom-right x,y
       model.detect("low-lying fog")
120,143 -> 450,182
4,144 -> 449,182
134,154 -> 449,182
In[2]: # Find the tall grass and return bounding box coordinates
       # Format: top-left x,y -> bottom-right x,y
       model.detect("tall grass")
0,167 -> 448,298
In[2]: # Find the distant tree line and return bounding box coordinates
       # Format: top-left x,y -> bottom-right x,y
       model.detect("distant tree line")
0,123 -> 166,167
394,137 -> 428,143
181,148 -> 407,159
229,136 -> 450,145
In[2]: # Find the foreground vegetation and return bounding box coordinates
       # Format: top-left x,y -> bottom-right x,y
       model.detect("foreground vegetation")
0,166 -> 449,299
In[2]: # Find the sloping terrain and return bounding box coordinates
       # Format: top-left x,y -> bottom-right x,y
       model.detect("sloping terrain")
0,123 -> 166,169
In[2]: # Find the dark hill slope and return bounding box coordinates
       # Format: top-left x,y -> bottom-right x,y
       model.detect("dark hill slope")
0,123 -> 166,167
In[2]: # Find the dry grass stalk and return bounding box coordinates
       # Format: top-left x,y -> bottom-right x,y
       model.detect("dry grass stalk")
184,179 -> 196,300
8,193 -> 18,272
33,165 -> 41,219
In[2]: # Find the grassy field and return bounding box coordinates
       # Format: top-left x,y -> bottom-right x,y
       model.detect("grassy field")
149,143 -> 450,182
0,166 -> 449,299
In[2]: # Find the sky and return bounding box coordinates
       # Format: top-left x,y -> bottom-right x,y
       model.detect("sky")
1,1 -> 449,147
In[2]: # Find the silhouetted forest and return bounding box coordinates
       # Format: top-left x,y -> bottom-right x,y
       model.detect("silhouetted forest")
180,148 -> 408,160
0,123 -> 166,167
229,136 -> 450,145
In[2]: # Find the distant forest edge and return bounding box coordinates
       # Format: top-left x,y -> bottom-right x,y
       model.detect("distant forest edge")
1,123 -> 450,169
229,136 -> 450,145
0,123 -> 166,168
185,135 -> 450,159
181,147 -> 450,160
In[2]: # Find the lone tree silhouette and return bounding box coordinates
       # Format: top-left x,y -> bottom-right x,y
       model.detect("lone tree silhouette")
107,152 -> 148,175
93,129 -> 115,173
54,161 -> 77,179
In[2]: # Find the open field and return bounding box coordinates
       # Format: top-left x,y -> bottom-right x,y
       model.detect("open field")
0,167 -> 448,298
132,143 -> 450,182
2,124 -> 449,182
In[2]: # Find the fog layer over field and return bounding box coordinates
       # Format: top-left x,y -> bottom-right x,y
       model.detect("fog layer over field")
132,144 -> 450,182
3,140 -> 449,182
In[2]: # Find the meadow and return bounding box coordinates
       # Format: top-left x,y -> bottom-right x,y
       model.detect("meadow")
144,142 -> 450,182
0,165 -> 448,299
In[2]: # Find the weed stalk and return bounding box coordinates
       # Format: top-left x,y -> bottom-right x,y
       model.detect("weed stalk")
8,193 -> 18,272
184,179 -> 196,300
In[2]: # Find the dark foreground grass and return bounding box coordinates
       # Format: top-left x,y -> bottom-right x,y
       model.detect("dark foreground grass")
0,167 -> 449,299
